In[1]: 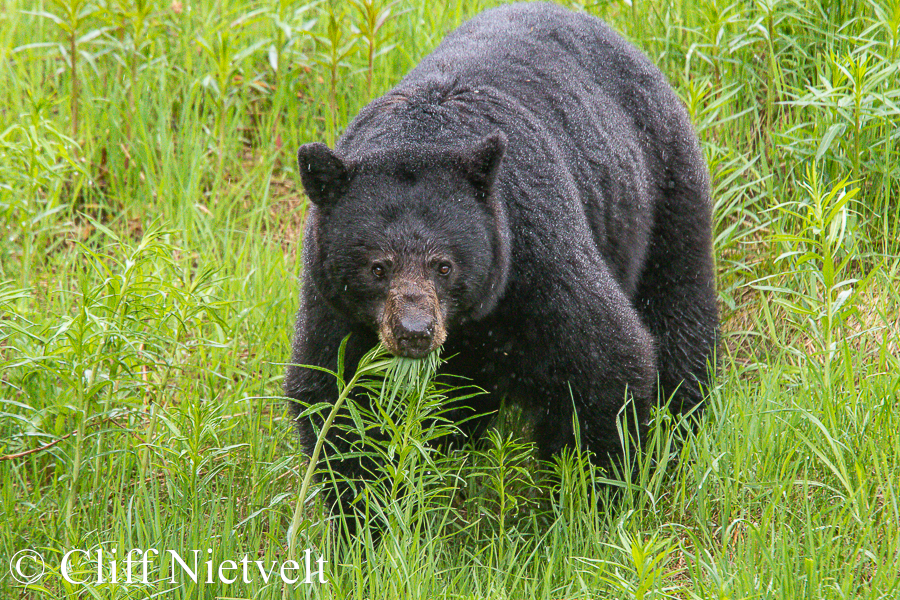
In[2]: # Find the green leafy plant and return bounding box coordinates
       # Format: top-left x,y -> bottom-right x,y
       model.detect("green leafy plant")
763,165 -> 881,387
3,221 -> 229,536
195,8 -> 269,180
24,0 -> 104,140
350,0 -> 400,97
306,4 -> 359,144
286,342 -> 466,552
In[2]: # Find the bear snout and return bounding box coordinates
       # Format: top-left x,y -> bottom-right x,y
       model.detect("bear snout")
393,314 -> 436,358
378,281 -> 447,358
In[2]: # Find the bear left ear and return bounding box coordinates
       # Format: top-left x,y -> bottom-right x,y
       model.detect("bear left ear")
297,143 -> 351,207
463,131 -> 507,197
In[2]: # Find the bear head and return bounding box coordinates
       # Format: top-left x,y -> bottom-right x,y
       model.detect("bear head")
297,132 -> 511,359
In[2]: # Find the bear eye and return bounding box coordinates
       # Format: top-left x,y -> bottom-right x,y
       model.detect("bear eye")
437,261 -> 452,276
371,263 -> 386,279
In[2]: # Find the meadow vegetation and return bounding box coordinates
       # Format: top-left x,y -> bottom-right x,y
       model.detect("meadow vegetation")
1,0 -> 899,598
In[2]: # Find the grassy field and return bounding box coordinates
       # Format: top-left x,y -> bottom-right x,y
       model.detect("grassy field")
2,0 -> 899,597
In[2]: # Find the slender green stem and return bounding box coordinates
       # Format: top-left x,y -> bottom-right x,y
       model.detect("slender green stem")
285,357 -> 392,561
69,20 -> 78,140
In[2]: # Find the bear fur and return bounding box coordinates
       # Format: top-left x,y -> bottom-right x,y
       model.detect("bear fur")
286,2 -> 718,520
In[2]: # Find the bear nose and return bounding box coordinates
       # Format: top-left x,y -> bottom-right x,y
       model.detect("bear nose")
394,316 -> 435,357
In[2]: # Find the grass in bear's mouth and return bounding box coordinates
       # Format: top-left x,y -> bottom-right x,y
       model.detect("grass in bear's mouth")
2,0 -> 900,598
382,351 -> 442,397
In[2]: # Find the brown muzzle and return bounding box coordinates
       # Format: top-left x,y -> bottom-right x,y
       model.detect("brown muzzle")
379,279 -> 446,358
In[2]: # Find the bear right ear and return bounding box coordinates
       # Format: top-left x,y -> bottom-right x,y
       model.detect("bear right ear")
463,131 -> 507,198
297,143 -> 351,207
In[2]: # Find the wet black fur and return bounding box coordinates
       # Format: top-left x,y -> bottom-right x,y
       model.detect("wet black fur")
285,2 -> 718,526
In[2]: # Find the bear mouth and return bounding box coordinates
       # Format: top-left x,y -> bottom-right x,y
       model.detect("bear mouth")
384,340 -> 439,360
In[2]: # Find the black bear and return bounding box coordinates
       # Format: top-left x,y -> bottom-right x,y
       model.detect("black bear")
286,2 -> 717,521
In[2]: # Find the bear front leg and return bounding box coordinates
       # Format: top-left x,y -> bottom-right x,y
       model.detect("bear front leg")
634,134 -> 718,417
517,263 -> 657,479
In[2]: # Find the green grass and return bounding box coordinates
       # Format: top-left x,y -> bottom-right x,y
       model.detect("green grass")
2,0 -> 899,598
